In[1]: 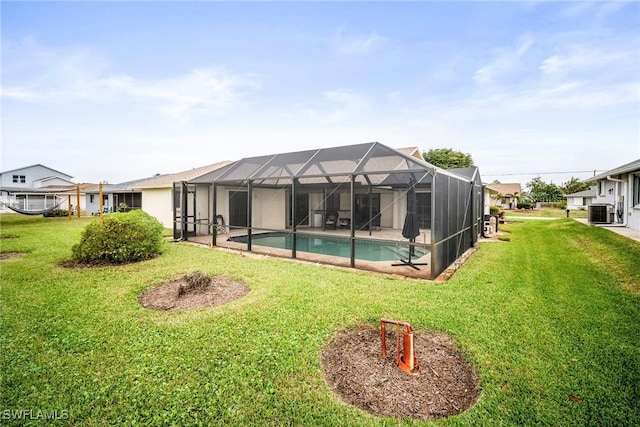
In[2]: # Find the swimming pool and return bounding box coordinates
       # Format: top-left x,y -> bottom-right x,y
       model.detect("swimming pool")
230,232 -> 428,262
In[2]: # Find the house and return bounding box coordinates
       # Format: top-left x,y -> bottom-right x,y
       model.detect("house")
83,162 -> 231,226
84,178 -> 150,215
177,142 -> 484,280
586,159 -> 640,231
485,183 -> 522,209
565,186 -> 597,210
134,161 -> 232,227
0,164 -> 88,213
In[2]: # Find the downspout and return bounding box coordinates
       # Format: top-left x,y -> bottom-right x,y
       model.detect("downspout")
604,175 -> 628,227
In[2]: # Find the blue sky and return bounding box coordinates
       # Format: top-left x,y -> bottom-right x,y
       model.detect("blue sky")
2,1 -> 639,187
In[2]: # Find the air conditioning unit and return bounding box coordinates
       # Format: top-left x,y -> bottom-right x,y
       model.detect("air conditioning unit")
588,204 -> 613,224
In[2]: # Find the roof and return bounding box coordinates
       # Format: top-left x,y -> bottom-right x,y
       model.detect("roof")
190,142 -> 469,187
485,183 -> 522,196
36,176 -> 76,185
589,158 -> 640,182
85,176 -> 162,193
395,147 -> 422,160
0,163 -> 73,179
0,183 -> 95,195
565,186 -> 597,198
134,161 -> 232,189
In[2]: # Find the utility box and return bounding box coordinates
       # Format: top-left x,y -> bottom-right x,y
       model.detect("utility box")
588,204 -> 613,224
312,212 -> 323,227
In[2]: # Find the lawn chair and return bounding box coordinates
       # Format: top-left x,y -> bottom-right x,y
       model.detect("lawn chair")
324,209 -> 338,230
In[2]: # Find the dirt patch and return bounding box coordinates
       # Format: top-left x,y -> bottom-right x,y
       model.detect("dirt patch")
139,271 -> 249,311
321,324 -> 479,420
0,252 -> 26,260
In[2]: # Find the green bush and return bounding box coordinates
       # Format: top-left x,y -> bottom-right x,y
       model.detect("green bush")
552,200 -> 567,209
43,209 -> 69,217
518,200 -> 532,209
489,205 -> 500,215
72,210 -> 164,264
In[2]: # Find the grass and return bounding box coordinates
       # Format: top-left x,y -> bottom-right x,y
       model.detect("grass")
1,214 -> 639,425
505,206 -> 588,218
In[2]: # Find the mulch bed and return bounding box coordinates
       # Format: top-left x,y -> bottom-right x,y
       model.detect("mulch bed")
139,272 -> 249,311
321,324 -> 479,420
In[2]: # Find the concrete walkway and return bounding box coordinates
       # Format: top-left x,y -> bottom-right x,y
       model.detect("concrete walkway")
575,218 -> 640,243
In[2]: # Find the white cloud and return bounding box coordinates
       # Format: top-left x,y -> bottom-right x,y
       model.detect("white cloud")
474,34 -> 534,84
101,69 -> 258,122
333,28 -> 387,55
540,45 -> 633,75
1,40 -> 259,123
296,89 -> 370,124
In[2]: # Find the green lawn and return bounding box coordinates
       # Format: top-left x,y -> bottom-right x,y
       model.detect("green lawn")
1,214 -> 638,425
505,207 -> 588,218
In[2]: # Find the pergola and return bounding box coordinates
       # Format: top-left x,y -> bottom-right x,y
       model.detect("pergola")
174,142 -> 483,279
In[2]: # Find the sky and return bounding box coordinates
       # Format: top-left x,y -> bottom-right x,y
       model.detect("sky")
2,1 -> 639,189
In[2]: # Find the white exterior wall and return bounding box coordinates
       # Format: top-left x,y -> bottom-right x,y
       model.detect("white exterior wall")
195,185 -> 210,235
85,193 -> 100,214
85,192 -> 114,214
593,174 -> 640,231
484,191 -> 493,215
567,196 -> 592,210
1,165 -> 73,189
380,192 -> 394,228
141,188 -> 172,227
392,190 -> 406,229
628,174 -> 640,231
253,188 -> 286,230
593,180 -> 616,205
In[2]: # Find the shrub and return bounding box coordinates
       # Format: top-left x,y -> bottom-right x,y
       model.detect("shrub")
552,200 -> 567,209
518,201 -> 532,210
489,205 -> 500,215
72,210 -> 164,264
43,209 -> 69,217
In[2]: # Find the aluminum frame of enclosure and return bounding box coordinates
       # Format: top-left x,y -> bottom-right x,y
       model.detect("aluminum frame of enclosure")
176,142 -> 482,279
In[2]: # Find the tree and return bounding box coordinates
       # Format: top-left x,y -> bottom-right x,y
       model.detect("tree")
559,177 -> 592,195
423,148 -> 474,169
526,177 -> 563,203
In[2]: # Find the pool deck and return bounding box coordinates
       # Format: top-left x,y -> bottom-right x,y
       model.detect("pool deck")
186,226 -> 433,280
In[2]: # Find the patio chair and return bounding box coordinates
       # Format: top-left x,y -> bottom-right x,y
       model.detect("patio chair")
324,209 -> 338,230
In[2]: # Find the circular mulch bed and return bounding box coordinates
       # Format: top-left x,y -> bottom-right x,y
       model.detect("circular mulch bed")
321,324 -> 479,420
0,252 -> 26,260
139,271 -> 250,311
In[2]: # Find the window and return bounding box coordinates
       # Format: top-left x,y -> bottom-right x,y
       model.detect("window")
325,193 -> 340,210
633,174 -> 640,207
12,175 -> 25,183
598,180 -> 605,196
89,195 -> 95,203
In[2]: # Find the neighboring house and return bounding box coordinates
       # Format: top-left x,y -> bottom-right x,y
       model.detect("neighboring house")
84,176 -> 160,215
0,164 -> 88,213
586,159 -> 640,231
485,183 -> 522,209
134,161 -> 232,227
483,186 -> 500,215
84,162 -> 231,226
565,186 -> 597,210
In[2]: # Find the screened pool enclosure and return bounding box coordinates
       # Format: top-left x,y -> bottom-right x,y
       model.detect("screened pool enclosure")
173,142 -> 483,279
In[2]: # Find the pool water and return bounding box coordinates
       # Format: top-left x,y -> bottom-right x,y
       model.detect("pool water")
230,232 -> 428,262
